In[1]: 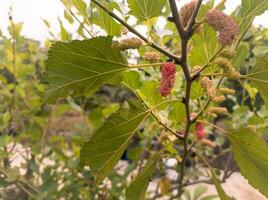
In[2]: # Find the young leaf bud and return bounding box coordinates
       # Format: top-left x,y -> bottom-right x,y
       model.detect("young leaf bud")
159,62 -> 176,97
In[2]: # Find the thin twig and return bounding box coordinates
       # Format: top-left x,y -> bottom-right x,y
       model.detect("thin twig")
185,0 -> 203,37
91,0 -> 181,64
171,0 -> 204,195
191,47 -> 223,81
168,0 -> 185,39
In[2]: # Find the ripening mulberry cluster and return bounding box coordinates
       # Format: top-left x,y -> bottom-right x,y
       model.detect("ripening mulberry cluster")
219,87 -> 235,95
200,77 -> 217,98
114,37 -> 143,50
179,0 -> 197,28
205,9 -> 238,45
144,51 -> 161,63
191,65 -> 201,74
214,49 -> 240,79
194,121 -> 216,147
207,106 -> 228,115
159,62 -> 176,97
195,121 -> 205,140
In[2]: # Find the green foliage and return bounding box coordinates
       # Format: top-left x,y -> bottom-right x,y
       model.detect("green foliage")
2,0 -> 268,199
211,170 -> 235,200
44,37 -> 128,102
233,42 -> 249,69
190,24 -> 220,69
228,128 -> 268,198
237,0 -> 268,41
125,151 -> 160,200
80,100 -> 150,184
138,81 -> 164,108
122,71 -> 141,90
128,0 -> 166,21
91,3 -> 121,36
248,54 -> 268,108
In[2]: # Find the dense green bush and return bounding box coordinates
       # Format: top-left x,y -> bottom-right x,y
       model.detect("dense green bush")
1,0 -> 268,199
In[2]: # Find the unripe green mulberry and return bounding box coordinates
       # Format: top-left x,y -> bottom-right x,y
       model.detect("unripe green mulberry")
201,77 -> 216,98
207,106 -> 227,114
214,57 -> 240,79
191,65 -> 201,74
144,51 -> 160,63
219,49 -> 235,59
219,88 -> 235,95
212,95 -> 225,103
115,37 -> 143,50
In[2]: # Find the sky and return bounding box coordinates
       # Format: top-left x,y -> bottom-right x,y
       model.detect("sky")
0,0 -> 268,42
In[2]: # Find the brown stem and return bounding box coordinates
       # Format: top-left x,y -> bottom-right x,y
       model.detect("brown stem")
91,0 -> 181,64
168,0 -> 185,39
167,0 -> 203,196
185,0 -> 203,37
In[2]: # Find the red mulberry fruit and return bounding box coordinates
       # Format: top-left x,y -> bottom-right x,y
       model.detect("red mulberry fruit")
195,122 -> 205,140
159,62 -> 176,97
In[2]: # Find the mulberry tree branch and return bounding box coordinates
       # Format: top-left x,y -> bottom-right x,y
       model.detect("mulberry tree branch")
91,0 -> 181,64
185,0 -> 203,37
167,0 -> 203,197
168,0 -> 186,39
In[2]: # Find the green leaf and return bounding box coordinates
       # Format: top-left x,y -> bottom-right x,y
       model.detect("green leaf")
233,42 -> 249,69
64,10 -> 74,24
80,101 -> 150,184
193,186 -> 207,200
237,0 -> 268,41
70,0 -> 87,16
190,80 -> 204,100
247,54 -> 268,107
58,18 -> 71,41
8,22 -> 24,39
122,71 -> 141,90
91,3 -> 121,36
253,45 -> 268,57
189,24 -> 220,69
227,127 -> 268,198
168,101 -> 185,124
138,81 -> 163,108
128,0 -> 166,21
211,170 -> 235,200
44,37 -> 128,102
125,151 -> 161,200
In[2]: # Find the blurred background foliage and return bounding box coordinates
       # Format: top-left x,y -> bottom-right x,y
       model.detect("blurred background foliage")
0,0 -> 268,199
